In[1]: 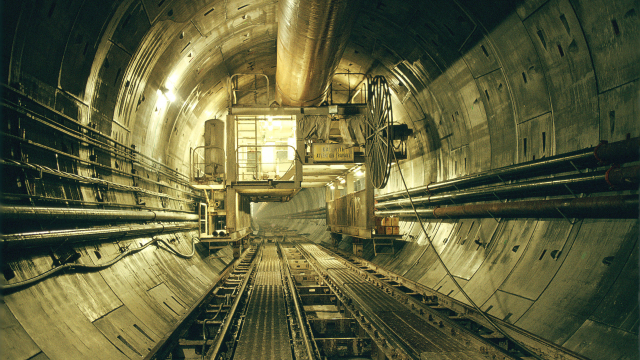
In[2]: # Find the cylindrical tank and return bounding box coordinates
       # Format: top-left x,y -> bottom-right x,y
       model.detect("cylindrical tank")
204,119 -> 225,175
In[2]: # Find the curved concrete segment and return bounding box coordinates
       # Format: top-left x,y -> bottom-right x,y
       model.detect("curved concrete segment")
1,0 -> 638,359
1,231 -> 234,359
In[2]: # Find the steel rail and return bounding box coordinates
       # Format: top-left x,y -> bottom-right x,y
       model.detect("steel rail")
278,243 -> 320,360
320,246 -> 545,360
143,248 -> 252,360
329,247 -> 591,360
206,245 -> 261,359
295,244 -> 412,360
388,150 -> 547,360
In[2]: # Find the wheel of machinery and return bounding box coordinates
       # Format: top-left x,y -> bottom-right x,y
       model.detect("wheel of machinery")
365,75 -> 393,189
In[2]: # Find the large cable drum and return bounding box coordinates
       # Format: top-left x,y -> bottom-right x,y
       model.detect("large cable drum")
204,119 -> 225,175
365,76 -> 393,189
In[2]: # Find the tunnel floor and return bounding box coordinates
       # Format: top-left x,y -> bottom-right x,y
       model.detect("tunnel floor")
150,240 -> 544,360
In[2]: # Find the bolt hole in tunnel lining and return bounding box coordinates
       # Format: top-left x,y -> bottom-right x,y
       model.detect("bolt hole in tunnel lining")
481,44 -> 489,57
611,19 -> 620,35
539,250 -> 547,260
2,265 -> 16,281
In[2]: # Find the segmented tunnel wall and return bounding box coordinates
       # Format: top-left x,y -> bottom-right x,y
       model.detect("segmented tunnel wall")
1,0 -> 639,359
258,0 -> 640,358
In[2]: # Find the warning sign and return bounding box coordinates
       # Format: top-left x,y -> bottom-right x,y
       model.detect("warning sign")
312,144 -> 354,162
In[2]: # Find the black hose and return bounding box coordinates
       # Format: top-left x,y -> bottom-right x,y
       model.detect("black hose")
0,237 -> 198,292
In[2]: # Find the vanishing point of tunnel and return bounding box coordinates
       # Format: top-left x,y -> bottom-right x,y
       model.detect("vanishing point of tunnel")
0,0 -> 638,359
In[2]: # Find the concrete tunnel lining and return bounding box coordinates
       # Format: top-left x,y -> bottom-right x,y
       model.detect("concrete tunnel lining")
1,0 -> 638,359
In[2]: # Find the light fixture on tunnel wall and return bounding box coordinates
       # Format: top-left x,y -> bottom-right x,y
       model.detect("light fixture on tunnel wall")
339,177 -> 345,184
355,169 -> 364,177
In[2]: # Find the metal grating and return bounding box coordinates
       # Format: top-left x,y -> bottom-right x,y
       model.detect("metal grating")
234,244 -> 292,360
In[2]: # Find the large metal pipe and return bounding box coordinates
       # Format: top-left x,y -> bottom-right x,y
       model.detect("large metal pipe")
1,206 -> 199,222
275,0 -> 362,106
377,137 -> 639,202
375,195 -> 638,220
376,165 -> 639,209
1,223 -> 198,249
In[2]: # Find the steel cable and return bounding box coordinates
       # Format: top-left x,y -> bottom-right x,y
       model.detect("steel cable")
391,151 -> 545,360
0,237 -> 198,292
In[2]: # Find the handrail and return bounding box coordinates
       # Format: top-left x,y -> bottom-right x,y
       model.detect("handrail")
228,74 -> 270,107
235,144 -> 297,181
329,72 -> 369,105
191,145 -> 225,182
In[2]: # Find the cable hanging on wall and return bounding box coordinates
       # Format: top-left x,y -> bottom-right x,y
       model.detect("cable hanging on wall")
0,236 -> 200,292
391,150 -> 545,360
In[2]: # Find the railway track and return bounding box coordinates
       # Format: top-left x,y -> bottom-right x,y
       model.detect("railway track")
297,244 -> 530,360
145,245 -> 259,360
324,245 -> 588,360
147,239 -> 582,360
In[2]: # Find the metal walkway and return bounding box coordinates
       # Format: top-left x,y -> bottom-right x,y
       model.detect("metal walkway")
233,244 -> 293,360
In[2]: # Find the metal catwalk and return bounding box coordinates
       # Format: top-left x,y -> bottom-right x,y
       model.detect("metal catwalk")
233,244 -> 293,360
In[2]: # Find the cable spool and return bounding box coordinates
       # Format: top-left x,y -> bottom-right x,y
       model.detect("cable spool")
365,76 -> 393,189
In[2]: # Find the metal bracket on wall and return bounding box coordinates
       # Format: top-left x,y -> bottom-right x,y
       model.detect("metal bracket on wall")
555,207 -> 578,225
564,184 -> 578,198
486,211 -> 501,223
569,160 -> 582,173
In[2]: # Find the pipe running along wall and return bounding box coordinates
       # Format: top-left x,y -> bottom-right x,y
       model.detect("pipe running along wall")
376,165 -> 639,209
275,0 -> 362,106
377,137 -> 639,202
1,222 -> 198,250
375,195 -> 639,220
1,206 -> 199,222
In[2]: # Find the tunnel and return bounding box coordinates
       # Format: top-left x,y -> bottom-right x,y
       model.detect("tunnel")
0,0 -> 638,359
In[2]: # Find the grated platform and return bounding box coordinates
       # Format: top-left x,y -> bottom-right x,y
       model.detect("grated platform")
233,244 -> 292,360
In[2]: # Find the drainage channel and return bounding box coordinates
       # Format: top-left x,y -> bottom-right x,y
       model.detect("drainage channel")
298,243 -> 533,360
325,246 -> 588,360
145,245 -> 258,360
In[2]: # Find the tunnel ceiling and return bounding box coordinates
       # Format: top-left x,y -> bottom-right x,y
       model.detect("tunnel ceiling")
3,0 -> 638,188
10,0 -> 638,179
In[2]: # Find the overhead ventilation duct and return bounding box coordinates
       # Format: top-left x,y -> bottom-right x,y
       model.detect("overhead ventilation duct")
276,0 -> 362,106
